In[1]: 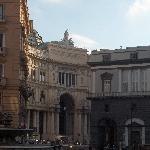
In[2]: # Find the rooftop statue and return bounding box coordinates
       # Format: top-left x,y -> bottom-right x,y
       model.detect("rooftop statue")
59,29 -> 74,47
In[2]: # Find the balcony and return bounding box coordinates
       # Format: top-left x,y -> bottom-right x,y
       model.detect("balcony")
87,91 -> 150,99
0,47 -> 7,56
0,77 -> 6,86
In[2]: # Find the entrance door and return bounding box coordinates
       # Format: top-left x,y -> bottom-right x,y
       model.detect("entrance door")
132,131 -> 141,145
98,119 -> 117,149
59,93 -> 74,135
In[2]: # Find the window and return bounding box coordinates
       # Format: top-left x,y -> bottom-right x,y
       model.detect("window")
122,70 -> 128,92
131,70 -> 138,92
40,90 -> 45,102
101,72 -> 112,93
40,71 -> 46,82
103,80 -> 111,93
102,54 -> 111,62
69,73 -> 71,86
62,73 -> 64,84
31,89 -> 35,100
0,33 -> 3,47
141,69 -> 147,91
66,73 -> 69,87
72,74 -> 75,86
0,64 -> 4,77
0,5 -> 4,20
130,52 -> 138,60
31,69 -> 35,80
59,72 -> 77,87
59,72 -> 62,85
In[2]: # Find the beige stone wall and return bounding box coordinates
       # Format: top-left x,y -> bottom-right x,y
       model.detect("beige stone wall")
0,0 -> 30,127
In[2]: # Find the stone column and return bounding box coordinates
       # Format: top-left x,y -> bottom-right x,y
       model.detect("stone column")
74,111 -> 81,140
27,110 -> 30,129
84,113 -> 87,139
51,112 -> 55,137
36,111 -> 39,133
118,69 -> 122,92
78,112 -> 82,142
47,111 -> 51,136
92,71 -> 96,93
55,112 -> 59,135
43,112 -> 47,135
138,69 -> 141,91
128,70 -> 131,92
33,111 -> 36,128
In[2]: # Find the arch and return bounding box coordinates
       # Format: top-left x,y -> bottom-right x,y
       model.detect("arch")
125,118 -> 144,126
59,93 -> 75,136
124,118 -> 145,146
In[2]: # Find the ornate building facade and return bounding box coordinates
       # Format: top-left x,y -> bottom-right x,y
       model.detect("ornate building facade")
0,0 -> 91,143
88,46 -> 150,149
26,29 -> 91,143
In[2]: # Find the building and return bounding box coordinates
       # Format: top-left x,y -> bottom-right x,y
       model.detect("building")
26,29 -> 91,143
88,46 -> 150,149
0,0 -> 31,128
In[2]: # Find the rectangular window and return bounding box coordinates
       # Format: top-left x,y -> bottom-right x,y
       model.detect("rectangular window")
59,72 -> 61,85
0,33 -> 3,47
130,52 -> 138,60
72,74 -> 75,86
0,64 -> 4,77
69,73 -> 71,87
122,82 -> 128,92
66,73 -> 69,87
42,72 -> 45,82
102,54 -> 111,62
40,71 -> 45,82
31,69 -> 35,80
131,70 -> 138,92
122,70 -> 128,92
103,80 -> 111,93
62,73 -> 64,84
0,5 -> 4,20
141,69 -> 147,91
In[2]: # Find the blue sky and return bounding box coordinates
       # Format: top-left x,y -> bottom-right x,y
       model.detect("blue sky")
28,0 -> 150,51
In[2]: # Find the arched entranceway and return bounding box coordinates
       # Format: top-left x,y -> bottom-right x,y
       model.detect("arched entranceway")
59,93 -> 74,136
125,118 -> 145,147
98,118 -> 117,150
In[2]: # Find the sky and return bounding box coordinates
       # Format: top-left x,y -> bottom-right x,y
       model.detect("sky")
28,0 -> 150,51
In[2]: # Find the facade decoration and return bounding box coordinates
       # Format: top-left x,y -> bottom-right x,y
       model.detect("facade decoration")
51,29 -> 74,47
88,46 -> 150,150
26,28 -> 91,144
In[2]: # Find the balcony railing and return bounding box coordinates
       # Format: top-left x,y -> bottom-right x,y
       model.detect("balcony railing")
0,47 -> 7,56
0,77 -> 6,86
87,91 -> 150,98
